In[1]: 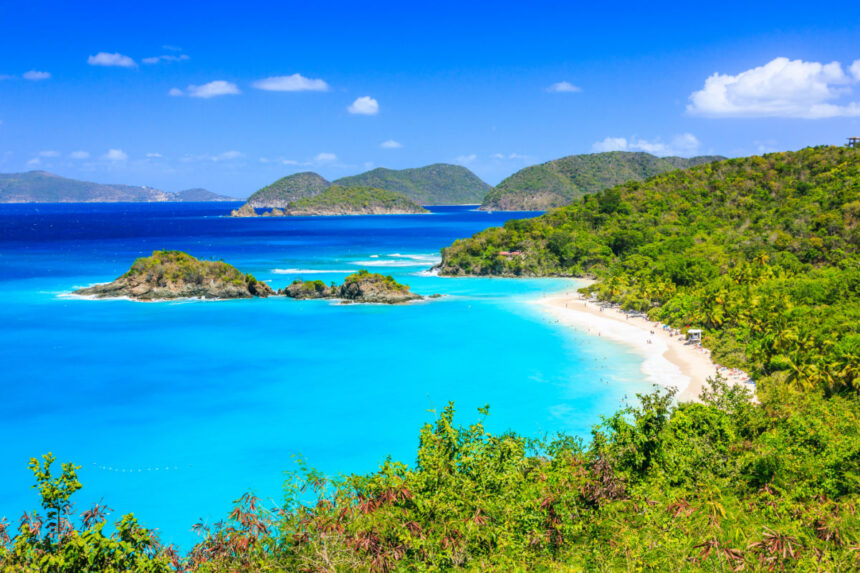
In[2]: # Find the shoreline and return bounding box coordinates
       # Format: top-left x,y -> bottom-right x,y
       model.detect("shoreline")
535,283 -> 754,402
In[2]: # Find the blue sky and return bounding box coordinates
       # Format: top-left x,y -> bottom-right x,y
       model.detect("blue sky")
1,0 -> 859,197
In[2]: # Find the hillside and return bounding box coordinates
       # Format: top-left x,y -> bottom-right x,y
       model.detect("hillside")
333,163 -> 490,205
244,172 -> 331,207
480,151 -> 725,211
283,185 -> 428,215
441,146 -> 860,391
0,171 -> 233,202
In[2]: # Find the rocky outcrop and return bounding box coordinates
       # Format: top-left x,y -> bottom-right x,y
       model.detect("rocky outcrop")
279,279 -> 334,299
337,271 -> 421,303
281,271 -> 421,304
230,203 -> 257,217
74,250 -> 274,300
261,208 -> 285,216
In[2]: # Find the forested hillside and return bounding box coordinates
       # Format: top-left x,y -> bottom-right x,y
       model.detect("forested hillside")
441,146 -> 860,394
333,164 -> 490,205
480,151 -> 725,211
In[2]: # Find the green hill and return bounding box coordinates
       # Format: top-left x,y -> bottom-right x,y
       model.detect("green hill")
480,151 -> 725,211
285,185 -> 429,215
244,171 -> 331,207
333,163 -> 490,205
0,171 -> 233,202
441,146 -> 860,391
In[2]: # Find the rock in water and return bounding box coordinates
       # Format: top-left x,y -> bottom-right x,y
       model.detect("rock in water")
337,270 -> 421,303
279,279 -> 334,299
280,271 -> 421,303
230,203 -> 257,217
74,250 -> 274,300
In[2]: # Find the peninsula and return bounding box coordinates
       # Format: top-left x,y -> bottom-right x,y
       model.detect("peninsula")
0,171 -> 235,203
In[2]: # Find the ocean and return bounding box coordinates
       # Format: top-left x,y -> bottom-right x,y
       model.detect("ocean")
0,203 -> 653,548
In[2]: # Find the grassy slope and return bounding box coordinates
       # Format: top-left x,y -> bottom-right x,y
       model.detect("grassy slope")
289,185 -> 429,213
480,151 -> 725,210
245,172 -> 331,207
333,163 -> 491,205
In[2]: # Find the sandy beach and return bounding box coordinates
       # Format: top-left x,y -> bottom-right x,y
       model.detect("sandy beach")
535,285 -> 753,402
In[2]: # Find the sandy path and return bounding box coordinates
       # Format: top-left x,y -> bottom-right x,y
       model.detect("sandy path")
534,286 -> 752,402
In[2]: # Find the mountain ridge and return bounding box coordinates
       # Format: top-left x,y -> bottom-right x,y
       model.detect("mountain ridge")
0,171 -> 235,202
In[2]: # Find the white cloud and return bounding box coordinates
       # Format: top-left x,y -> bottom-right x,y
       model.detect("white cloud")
145,152 -> 163,158
23,70 -> 51,81
380,139 -> 402,149
315,152 -> 337,162
687,57 -> 860,119
87,52 -> 137,68
170,81 -> 240,98
592,133 -> 701,156
69,151 -> 90,159
26,157 -> 41,167
0,74 -> 12,81
348,96 -> 379,115
38,150 -> 60,158
547,81 -> 581,93
102,149 -> 128,161
212,150 -> 243,161
456,154 -> 477,164
253,73 -> 329,92
491,152 -> 530,161
142,54 -> 189,65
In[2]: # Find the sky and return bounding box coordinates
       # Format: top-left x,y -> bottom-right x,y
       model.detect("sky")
1,0 -> 859,198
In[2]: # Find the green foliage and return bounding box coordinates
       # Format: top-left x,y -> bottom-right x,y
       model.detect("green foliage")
1,453 -> 175,572
175,382 -> 860,571
125,250 -> 251,288
481,151 -> 725,210
442,146 -> 860,394
333,163 -> 491,205
286,185 -> 429,214
343,269 -> 409,291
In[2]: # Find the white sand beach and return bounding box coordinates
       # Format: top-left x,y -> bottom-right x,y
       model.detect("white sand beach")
535,286 -> 753,402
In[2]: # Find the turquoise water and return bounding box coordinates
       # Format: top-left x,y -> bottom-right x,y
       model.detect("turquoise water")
0,203 -> 652,547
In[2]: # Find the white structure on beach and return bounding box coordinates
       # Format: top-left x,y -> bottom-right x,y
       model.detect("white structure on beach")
687,329 -> 702,343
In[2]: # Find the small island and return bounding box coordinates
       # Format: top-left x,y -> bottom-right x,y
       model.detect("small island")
73,252 -> 423,303
281,270 -> 422,304
74,250 -> 275,300
231,185 -> 429,217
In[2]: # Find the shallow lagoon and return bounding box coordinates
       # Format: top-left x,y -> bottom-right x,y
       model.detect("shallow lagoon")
0,203 -> 653,547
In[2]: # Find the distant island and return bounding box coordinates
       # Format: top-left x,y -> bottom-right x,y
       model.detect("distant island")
479,151 -> 725,211
231,185 -> 429,216
0,171 -> 236,203
235,163 -> 490,213
74,250 -> 422,303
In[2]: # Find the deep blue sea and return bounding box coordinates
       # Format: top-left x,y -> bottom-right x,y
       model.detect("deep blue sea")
0,203 -> 652,548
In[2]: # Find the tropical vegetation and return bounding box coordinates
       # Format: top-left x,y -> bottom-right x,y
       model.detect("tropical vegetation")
244,172 -> 332,208
5,146 -> 860,570
286,185 -> 428,214
333,164 -> 490,205
480,151 -> 724,211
